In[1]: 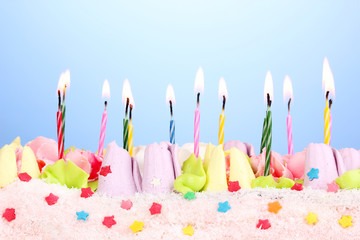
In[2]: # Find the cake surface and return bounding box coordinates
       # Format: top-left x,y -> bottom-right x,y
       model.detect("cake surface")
1,179 -> 360,239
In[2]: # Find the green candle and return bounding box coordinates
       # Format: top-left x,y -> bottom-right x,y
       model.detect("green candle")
123,118 -> 129,151
264,109 -> 272,176
260,114 -> 267,153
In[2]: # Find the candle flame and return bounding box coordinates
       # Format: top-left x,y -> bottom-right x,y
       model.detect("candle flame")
264,71 -> 274,104
102,79 -> 111,99
218,77 -> 228,100
129,90 -> 135,108
283,75 -> 293,102
322,57 -> 335,99
122,79 -> 132,104
57,69 -> 71,94
166,84 -> 176,105
194,66 -> 204,94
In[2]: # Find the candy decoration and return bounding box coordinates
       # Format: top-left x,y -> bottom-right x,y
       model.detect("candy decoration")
130,220 -> 144,233
149,202 -> 162,215
184,192 -> 196,200
256,219 -> 271,230
183,225 -> 194,236
102,216 -> 116,228
218,201 -> 231,213
307,168 -> 319,181
305,212 -> 318,225
45,193 -> 59,206
291,183 -> 303,191
121,200 -> 133,210
76,211 -> 89,221
80,187 -> 94,198
338,215 -> 352,228
327,181 -> 339,193
18,172 -> 32,182
228,181 -> 241,192
2,208 -> 16,222
268,201 -> 282,214
99,166 -> 112,177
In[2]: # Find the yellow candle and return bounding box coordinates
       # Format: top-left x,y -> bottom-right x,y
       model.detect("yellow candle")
218,110 -> 225,145
324,98 -> 330,145
128,120 -> 133,157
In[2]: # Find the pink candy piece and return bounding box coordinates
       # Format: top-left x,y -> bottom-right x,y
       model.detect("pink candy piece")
65,149 -> 91,175
339,148 -> 360,172
284,150 -> 306,179
26,137 -> 58,165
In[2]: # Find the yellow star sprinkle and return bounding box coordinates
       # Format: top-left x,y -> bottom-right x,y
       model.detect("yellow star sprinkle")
339,215 -> 352,228
130,220 -> 144,233
183,225 -> 194,236
305,212 -> 318,225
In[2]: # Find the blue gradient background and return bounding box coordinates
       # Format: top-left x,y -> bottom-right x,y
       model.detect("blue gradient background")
0,1 -> 359,154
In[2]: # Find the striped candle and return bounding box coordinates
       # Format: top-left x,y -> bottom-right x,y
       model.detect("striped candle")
324,98 -> 330,145
170,120 -> 175,144
264,109 -> 272,176
123,118 -> 129,150
128,120 -> 133,157
98,102 -> 108,157
218,111 -> 225,145
194,106 -> 200,158
61,102 -> 66,147
260,115 -> 268,153
287,113 -> 293,155
57,109 -> 64,160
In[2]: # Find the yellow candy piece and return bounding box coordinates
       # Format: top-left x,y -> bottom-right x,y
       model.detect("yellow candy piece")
130,220 -> 144,233
20,146 -> 40,179
0,145 -> 18,187
228,147 -> 255,189
305,212 -> 318,225
339,215 -> 352,228
203,144 -> 227,191
183,225 -> 194,236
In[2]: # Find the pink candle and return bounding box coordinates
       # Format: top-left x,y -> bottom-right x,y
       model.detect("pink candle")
287,113 -> 293,155
194,106 -> 200,157
57,109 -> 64,160
98,79 -> 110,157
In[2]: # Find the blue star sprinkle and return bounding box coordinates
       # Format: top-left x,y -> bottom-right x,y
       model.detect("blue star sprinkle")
76,211 -> 89,221
218,201 -> 231,213
307,168 -> 319,181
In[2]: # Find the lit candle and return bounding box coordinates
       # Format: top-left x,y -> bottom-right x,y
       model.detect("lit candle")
128,90 -> 135,157
263,71 -> 273,176
56,90 -> 63,160
98,79 -> 110,157
122,79 -> 131,151
322,57 -> 335,145
218,77 -> 228,146
283,75 -> 293,155
166,84 -> 176,144
194,67 -> 204,158
59,70 -> 70,148
329,99 -> 333,145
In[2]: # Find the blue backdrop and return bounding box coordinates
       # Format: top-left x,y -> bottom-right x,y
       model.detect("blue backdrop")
0,1 -> 359,154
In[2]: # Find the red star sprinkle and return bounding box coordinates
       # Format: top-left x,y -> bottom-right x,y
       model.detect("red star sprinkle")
256,219 -> 271,230
327,181 -> 340,193
37,160 -> 46,172
80,187 -> 94,198
99,166 -> 112,177
45,193 -> 59,206
2,208 -> 16,222
102,215 -> 116,228
18,172 -> 32,182
149,202 -> 162,215
228,181 -> 241,192
291,183 -> 303,191
121,199 -> 133,210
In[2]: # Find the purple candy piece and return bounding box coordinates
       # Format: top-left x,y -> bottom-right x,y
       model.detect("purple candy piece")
339,148 -> 360,172
97,141 -> 141,197
224,140 -> 255,157
304,143 -> 340,189
142,142 -> 180,194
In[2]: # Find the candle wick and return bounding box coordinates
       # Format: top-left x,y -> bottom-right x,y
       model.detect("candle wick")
58,90 -> 61,109
329,99 -> 333,110
222,95 -> 226,111
326,91 -> 329,101
267,93 -> 271,108
197,92 -> 200,107
169,101 -> 173,118
129,105 -> 133,121
288,98 -> 291,113
105,101 -> 107,109
125,98 -> 129,117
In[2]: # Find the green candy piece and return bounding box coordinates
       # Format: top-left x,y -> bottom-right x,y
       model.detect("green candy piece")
41,159 -> 89,189
336,169 -> 360,189
251,176 -> 295,189
63,146 -> 76,156
174,153 -> 206,195
184,192 -> 196,200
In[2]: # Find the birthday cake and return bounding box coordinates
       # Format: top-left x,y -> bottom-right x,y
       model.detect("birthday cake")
1,136 -> 360,239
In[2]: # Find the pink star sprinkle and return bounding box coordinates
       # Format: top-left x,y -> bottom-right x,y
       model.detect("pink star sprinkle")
291,183 -> 303,191
327,181 -> 340,193
228,181 -> 241,192
121,199 -> 133,210
149,202 -> 162,215
45,193 -> 59,206
18,172 -> 32,182
80,187 -> 94,198
256,219 -> 271,230
99,166 -> 112,177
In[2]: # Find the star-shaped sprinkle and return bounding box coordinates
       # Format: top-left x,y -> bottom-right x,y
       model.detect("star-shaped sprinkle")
102,216 -> 116,228
228,181 -> 241,192
183,225 -> 194,236
76,211 -> 89,221
307,168 -> 319,181
256,219 -> 271,230
218,201 -> 231,213
45,193 -> 59,206
99,166 -> 112,177
305,212 -> 318,225
18,172 -> 32,182
291,182 -> 303,191
2,208 -> 16,222
339,215 -> 352,228
268,201 -> 282,214
327,181 -> 339,193
184,192 -> 196,200
80,187 -> 94,198
130,220 -> 144,233
149,202 -> 162,215
150,177 -> 161,187
121,199 -> 133,210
